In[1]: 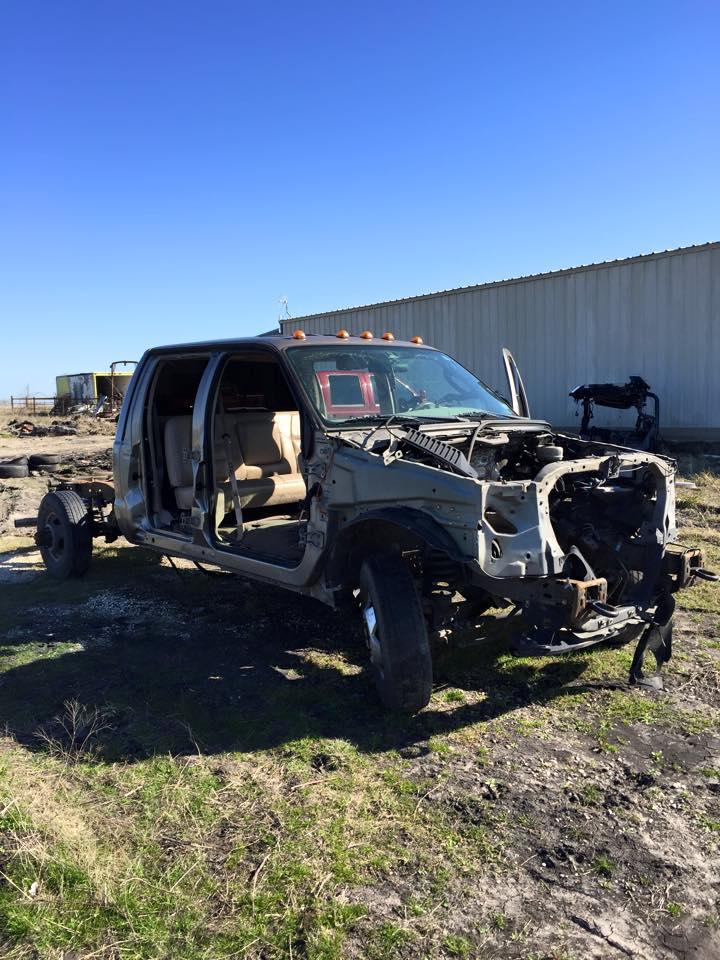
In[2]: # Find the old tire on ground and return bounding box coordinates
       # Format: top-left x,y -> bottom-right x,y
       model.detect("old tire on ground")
29,453 -> 64,468
359,553 -> 433,713
0,462 -> 29,478
36,490 -> 92,579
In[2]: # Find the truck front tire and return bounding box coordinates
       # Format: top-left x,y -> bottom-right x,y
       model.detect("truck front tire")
359,553 -> 433,713
36,490 -> 93,579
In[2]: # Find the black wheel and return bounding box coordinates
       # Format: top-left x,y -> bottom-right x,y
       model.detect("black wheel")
359,553 -> 432,713
0,461 -> 29,478
29,453 -> 64,468
36,490 -> 92,579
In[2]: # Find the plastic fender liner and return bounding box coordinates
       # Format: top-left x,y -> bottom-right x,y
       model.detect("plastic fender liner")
400,428 -> 478,479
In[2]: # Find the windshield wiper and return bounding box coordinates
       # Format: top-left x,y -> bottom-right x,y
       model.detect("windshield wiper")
457,410 -> 516,421
328,412 -> 495,430
328,413 -> 424,428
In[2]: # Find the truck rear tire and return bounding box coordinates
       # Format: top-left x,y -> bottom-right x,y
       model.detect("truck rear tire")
36,490 -> 92,579
359,553 -> 432,713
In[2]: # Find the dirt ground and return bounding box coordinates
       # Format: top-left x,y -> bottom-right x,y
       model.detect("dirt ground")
0,438 -> 719,959
0,406 -> 115,537
0,405 -> 117,447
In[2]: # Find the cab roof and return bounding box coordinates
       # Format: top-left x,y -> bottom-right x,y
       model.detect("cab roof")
147,333 -> 437,356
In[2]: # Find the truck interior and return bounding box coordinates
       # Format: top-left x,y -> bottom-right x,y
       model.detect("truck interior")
146,353 -> 308,565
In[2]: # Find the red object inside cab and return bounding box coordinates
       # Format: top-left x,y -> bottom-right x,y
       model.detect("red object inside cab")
315,370 -> 380,418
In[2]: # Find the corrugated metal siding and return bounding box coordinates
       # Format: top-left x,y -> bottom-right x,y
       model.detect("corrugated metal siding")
281,245 -> 720,434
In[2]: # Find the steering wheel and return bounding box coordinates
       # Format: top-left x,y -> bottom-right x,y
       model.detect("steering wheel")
397,393 -> 434,412
405,396 -> 435,411
436,393 -> 464,406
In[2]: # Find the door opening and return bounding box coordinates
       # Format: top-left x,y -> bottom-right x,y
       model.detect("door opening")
146,355 -> 210,529
209,354 -> 308,564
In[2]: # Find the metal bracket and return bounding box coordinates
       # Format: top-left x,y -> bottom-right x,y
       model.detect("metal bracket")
307,530 -> 324,548
629,590 -> 675,690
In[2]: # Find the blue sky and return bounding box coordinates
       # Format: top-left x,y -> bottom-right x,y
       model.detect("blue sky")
1,0 -> 718,396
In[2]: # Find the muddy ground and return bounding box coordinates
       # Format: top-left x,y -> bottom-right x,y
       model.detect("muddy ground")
0,436 -> 719,959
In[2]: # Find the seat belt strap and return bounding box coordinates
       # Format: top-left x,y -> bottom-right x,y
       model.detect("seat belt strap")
146,375 -> 164,518
219,396 -> 244,539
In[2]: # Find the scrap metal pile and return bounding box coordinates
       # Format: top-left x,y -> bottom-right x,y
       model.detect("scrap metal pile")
6,419 -> 79,438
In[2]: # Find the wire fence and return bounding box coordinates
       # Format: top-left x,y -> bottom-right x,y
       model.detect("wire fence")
6,396 -> 60,414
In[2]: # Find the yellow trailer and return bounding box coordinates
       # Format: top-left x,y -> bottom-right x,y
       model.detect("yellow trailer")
55,361 -> 137,412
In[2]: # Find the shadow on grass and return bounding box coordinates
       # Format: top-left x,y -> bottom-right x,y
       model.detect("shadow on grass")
0,549 -> 596,762
0,543 -> 40,557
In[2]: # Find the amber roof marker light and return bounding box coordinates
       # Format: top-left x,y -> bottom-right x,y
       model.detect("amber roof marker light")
359,330 -> 373,339
336,329 -> 350,339
410,335 -> 424,344
292,329 -> 306,340
381,332 -> 395,341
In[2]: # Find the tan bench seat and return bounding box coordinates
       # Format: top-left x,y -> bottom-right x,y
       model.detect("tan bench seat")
163,411 -> 306,511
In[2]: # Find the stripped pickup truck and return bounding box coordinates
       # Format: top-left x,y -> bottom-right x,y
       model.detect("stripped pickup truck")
32,332 -> 717,712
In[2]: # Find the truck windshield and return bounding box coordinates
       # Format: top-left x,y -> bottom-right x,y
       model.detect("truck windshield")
285,344 -> 516,425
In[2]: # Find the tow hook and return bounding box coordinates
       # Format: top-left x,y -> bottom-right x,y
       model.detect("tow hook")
629,591 -> 675,691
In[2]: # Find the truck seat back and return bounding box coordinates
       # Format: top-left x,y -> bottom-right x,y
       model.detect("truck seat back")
163,411 -> 306,511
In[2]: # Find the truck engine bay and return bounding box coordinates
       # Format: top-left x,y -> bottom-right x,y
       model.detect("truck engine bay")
348,417 -> 716,685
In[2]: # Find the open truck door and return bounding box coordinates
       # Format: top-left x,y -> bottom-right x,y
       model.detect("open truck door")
502,348 -> 531,418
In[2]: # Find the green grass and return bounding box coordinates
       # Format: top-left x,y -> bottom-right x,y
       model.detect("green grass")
1,465 -> 720,958
443,933 -> 472,956
592,855 -> 614,878
700,767 -> 720,779
701,817 -> 720,833
0,717 -> 511,959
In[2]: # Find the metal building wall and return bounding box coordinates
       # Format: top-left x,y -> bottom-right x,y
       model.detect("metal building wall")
281,244 -> 720,436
